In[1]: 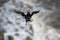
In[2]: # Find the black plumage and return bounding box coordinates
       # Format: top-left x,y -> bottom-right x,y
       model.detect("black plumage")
14,10 -> 39,22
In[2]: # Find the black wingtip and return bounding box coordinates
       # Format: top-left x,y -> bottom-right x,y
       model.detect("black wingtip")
13,10 -> 24,14
32,11 -> 40,13
30,11 -> 40,16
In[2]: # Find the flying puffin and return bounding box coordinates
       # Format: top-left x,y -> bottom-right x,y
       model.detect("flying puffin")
14,10 -> 40,22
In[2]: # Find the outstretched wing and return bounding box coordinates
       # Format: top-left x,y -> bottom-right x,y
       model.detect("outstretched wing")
31,11 -> 40,17
14,10 -> 26,16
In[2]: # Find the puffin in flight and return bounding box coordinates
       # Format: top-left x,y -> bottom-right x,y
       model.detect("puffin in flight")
14,10 -> 40,22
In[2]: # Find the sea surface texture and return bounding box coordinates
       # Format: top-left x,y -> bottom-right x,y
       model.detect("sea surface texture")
0,0 -> 60,40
